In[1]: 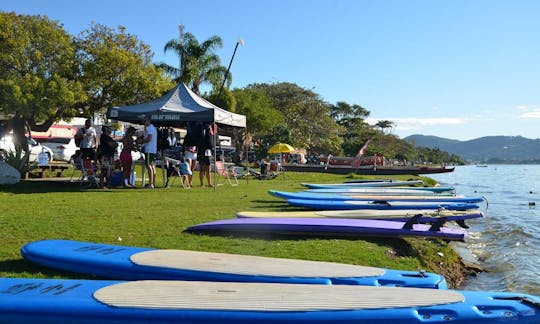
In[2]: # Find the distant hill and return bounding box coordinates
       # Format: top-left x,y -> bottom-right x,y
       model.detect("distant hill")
404,134 -> 540,163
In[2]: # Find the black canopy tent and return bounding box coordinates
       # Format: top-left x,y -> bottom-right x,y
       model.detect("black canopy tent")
106,83 -> 247,188
106,83 -> 246,128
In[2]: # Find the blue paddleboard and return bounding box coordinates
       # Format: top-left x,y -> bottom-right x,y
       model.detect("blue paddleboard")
287,198 -> 479,211
1,278 -> 539,323
270,190 -> 486,203
22,239 -> 446,288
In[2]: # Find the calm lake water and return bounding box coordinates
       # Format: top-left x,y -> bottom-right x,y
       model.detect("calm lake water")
428,164 -> 540,295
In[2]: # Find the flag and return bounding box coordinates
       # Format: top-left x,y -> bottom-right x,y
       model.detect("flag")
351,138 -> 372,167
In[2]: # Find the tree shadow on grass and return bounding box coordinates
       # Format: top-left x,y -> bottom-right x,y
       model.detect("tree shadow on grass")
0,180 -> 126,194
184,230 -> 421,259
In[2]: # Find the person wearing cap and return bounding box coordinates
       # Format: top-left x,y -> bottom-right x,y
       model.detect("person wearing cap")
139,116 -> 157,188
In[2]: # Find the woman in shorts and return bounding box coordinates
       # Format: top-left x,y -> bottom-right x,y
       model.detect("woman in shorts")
120,127 -> 136,188
184,146 -> 197,187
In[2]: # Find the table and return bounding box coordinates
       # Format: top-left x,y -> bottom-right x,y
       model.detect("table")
133,159 -> 167,188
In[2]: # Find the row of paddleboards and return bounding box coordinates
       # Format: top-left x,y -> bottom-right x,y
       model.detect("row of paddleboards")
186,182 -> 485,241
5,239 -> 539,323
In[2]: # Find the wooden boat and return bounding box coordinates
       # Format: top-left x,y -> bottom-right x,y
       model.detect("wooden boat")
283,164 -> 455,175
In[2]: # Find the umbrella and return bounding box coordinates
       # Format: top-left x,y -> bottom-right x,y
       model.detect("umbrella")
268,143 -> 295,154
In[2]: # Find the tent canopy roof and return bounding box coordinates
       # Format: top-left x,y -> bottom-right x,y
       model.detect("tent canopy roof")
107,83 -> 246,128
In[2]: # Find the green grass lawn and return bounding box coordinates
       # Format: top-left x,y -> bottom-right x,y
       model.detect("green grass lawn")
0,170 -> 464,287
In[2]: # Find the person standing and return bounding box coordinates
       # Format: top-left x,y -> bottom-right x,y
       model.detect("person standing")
140,116 -> 157,188
120,127 -> 136,188
167,127 -> 177,147
197,123 -> 215,187
98,125 -> 117,188
76,119 -> 97,160
183,146 -> 197,187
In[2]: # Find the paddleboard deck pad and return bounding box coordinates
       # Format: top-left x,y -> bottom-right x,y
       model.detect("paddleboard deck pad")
237,210 -> 483,226
188,217 -> 466,241
0,278 -> 539,323
21,239 -> 446,288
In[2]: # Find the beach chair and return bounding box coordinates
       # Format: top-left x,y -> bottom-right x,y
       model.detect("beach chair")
69,157 -> 84,183
165,158 -> 190,189
231,166 -> 248,179
215,160 -> 238,186
80,159 -> 99,188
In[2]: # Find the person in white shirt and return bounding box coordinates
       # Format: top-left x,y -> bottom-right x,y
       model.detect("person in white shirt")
140,116 -> 157,188
167,128 -> 177,147
76,119 -> 97,160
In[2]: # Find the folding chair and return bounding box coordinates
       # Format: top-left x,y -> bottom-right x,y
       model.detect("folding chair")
69,157 -> 84,182
80,159 -> 100,188
231,166 -> 248,179
215,160 -> 238,186
165,159 -> 190,189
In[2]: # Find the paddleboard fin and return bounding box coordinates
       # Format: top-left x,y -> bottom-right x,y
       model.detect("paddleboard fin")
402,214 -> 423,230
428,217 -> 448,232
456,219 -> 469,229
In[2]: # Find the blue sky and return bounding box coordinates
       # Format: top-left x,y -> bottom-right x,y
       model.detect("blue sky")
3,0 -> 540,140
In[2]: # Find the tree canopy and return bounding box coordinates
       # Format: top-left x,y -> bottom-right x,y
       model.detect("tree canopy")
74,23 -> 173,118
250,82 -> 343,154
160,31 -> 228,94
0,12 -> 173,131
0,12 -> 85,131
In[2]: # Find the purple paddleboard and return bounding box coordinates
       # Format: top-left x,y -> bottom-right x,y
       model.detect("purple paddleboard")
188,217 -> 466,241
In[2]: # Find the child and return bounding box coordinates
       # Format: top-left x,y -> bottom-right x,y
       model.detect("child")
179,157 -> 192,188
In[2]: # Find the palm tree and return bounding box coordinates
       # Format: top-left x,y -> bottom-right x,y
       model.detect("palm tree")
159,31 -> 229,94
374,120 -> 395,134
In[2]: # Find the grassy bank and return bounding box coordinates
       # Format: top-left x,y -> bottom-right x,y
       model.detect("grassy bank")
0,171 -> 471,287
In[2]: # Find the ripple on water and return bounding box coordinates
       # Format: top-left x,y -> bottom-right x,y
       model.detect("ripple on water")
430,165 -> 540,295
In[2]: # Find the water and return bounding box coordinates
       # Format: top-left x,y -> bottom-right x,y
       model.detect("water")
428,164 -> 540,295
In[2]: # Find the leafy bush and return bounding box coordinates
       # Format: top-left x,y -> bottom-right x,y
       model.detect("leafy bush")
0,148 -> 37,177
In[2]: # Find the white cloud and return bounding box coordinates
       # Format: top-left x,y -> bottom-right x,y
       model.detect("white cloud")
518,108 -> 540,119
366,117 -> 470,131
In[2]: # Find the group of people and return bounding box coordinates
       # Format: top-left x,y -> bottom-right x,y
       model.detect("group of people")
75,117 -> 158,189
75,117 -> 217,189
182,121 -> 216,187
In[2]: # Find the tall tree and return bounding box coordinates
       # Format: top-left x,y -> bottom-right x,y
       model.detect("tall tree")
252,82 -> 343,154
329,101 -> 372,156
0,12 -> 85,131
75,23 -> 173,117
160,31 -> 228,94
232,86 -> 285,158
375,120 -> 395,134
329,101 -> 370,129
